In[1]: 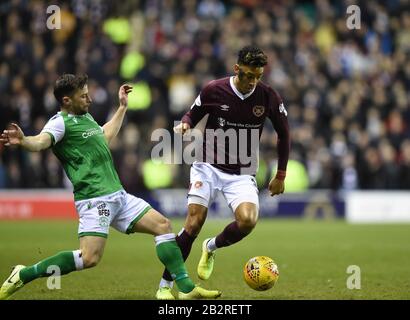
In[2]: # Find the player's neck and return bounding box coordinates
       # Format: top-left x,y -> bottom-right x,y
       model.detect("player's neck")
233,76 -> 249,95
60,107 -> 70,115
60,107 -> 85,116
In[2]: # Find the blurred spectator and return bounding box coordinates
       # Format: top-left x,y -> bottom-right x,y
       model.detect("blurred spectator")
340,151 -> 358,191
399,139 -> 410,189
378,139 -> 400,188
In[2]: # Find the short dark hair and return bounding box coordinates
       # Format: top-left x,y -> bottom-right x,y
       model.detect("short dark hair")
53,74 -> 88,104
237,46 -> 267,67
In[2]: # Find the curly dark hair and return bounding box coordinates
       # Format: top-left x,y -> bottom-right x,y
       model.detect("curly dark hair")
53,74 -> 88,104
237,46 -> 268,67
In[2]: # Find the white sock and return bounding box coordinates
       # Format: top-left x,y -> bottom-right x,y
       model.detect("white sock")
206,237 -> 218,252
177,228 -> 185,236
72,250 -> 84,270
159,278 -> 174,289
154,233 -> 176,246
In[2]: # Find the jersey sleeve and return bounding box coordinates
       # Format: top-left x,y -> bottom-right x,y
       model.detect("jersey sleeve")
41,115 -> 65,145
267,89 -> 290,172
181,82 -> 213,127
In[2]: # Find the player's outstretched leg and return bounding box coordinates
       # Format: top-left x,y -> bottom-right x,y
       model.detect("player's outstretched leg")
0,250 -> 84,300
0,265 -> 26,300
198,202 -> 257,280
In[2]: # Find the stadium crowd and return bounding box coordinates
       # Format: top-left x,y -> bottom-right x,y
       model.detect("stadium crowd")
1,0 -> 409,192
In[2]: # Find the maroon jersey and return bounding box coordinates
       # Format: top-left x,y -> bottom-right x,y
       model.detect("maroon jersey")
181,76 -> 290,176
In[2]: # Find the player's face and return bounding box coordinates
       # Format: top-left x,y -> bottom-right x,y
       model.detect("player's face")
69,85 -> 92,115
234,64 -> 264,94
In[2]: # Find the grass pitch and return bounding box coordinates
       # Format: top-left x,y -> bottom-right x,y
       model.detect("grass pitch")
0,218 -> 409,300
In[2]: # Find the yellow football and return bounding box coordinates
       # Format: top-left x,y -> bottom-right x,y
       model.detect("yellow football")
243,256 -> 279,291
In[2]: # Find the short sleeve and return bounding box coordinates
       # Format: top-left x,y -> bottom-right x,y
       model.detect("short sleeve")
41,114 -> 65,145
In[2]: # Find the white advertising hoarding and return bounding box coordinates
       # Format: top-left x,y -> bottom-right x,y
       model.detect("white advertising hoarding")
346,191 -> 410,223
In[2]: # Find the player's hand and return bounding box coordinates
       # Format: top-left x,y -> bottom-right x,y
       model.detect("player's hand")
0,123 -> 24,146
0,123 -> 25,146
118,84 -> 133,108
173,122 -> 191,135
268,177 -> 285,196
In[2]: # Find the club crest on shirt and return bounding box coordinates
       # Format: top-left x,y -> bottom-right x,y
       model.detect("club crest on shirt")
253,105 -> 265,117
194,181 -> 203,188
217,117 -> 226,127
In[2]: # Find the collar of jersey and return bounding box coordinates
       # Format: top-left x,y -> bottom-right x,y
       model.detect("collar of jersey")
59,111 -> 87,118
229,76 -> 256,100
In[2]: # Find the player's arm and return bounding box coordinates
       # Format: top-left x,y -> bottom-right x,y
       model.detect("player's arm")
1,123 -> 52,152
103,84 -> 132,145
267,94 -> 290,196
174,90 -> 210,135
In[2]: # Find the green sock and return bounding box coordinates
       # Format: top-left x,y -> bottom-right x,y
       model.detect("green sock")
155,239 -> 195,293
19,251 -> 77,284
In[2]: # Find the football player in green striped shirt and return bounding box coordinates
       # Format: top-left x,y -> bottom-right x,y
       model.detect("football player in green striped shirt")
0,74 -> 221,300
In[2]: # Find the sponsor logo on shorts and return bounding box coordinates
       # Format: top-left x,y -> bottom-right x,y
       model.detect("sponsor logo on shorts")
253,105 -> 265,117
97,203 -> 110,217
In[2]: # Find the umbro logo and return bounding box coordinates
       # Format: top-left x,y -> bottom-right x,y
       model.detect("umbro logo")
220,104 -> 230,111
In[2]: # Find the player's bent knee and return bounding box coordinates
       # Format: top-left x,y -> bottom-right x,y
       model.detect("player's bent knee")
235,202 -> 258,233
237,212 -> 258,233
82,251 -> 103,268
82,255 -> 101,268
158,217 -> 172,234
